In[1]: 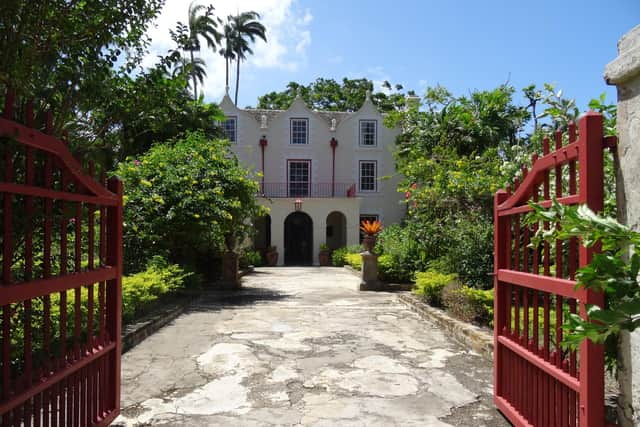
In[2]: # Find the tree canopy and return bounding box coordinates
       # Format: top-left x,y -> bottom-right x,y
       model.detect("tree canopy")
256,77 -> 414,113
0,0 -> 163,128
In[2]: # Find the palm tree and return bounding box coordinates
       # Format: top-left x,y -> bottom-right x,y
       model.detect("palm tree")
219,22 -> 235,90
227,12 -> 266,105
184,1 -> 221,99
173,56 -> 207,89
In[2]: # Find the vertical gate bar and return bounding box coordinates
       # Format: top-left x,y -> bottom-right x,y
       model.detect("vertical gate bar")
80,367 -> 87,426
1,306 -> 10,427
578,112 -> 605,427
514,175 -> 520,271
58,378 -> 65,427
531,179 -> 540,426
493,190 -> 508,402
569,119 -> 580,422
100,173 -> 106,268
87,163 -> 95,352
43,183 -> 53,427
505,196 -> 512,337
51,384 -> 58,427
33,388 -> 40,427
106,177 -> 123,415
74,202 -> 82,361
24,144 -> 35,426
3,150 -> 13,286
522,223 -> 529,275
2,129 -> 13,426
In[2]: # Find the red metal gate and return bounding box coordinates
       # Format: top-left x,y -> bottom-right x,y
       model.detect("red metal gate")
493,112 -> 612,426
0,90 -> 123,426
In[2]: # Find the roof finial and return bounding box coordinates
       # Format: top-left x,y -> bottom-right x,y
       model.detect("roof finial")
296,86 -> 303,99
365,90 -> 372,101
225,85 -> 230,96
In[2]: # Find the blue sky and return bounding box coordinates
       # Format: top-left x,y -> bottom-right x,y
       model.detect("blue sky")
147,0 -> 639,111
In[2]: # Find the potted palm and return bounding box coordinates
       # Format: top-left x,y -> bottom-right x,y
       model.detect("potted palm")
360,219 -> 382,252
319,243 -> 331,266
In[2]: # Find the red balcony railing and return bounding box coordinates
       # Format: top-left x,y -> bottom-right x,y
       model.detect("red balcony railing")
259,182 -> 356,198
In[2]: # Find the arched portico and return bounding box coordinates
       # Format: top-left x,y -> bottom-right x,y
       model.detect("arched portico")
326,211 -> 347,250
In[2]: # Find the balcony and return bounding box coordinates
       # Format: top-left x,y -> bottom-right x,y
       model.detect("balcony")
258,182 -> 356,198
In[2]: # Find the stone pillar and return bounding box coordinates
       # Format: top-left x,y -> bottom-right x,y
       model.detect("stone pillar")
604,24 -> 640,426
219,252 -> 240,290
359,251 -> 380,291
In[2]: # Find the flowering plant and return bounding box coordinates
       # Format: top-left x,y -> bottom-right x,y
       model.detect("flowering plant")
360,220 -> 382,236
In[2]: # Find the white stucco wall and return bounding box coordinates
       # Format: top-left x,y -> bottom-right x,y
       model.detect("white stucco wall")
220,90 -> 405,261
260,197 -> 361,266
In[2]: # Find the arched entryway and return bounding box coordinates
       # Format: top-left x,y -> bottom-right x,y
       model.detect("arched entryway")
254,214 -> 271,250
326,211 -> 346,250
284,212 -> 313,265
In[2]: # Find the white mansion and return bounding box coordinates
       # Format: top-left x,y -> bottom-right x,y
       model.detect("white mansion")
219,89 -> 405,266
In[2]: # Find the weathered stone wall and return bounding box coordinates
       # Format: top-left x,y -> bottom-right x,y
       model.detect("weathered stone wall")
604,24 -> 640,424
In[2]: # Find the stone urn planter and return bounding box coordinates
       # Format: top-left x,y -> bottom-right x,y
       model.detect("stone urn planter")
319,244 -> 331,266
361,235 -> 377,253
265,246 -> 278,266
224,233 -> 236,252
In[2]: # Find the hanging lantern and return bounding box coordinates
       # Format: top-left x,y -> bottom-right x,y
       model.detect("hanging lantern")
294,198 -> 303,211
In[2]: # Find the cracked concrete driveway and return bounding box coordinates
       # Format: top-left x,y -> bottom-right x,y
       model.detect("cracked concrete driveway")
115,267 -> 508,426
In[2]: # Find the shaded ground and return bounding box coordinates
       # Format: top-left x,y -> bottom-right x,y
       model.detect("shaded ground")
115,267 -> 508,426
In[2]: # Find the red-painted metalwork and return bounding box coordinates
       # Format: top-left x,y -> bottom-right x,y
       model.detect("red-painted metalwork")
259,136 -> 268,189
329,137 -> 338,197
259,182 -> 356,198
493,112 -> 612,426
0,88 -> 123,426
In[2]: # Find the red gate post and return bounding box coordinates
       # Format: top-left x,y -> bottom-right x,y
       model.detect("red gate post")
105,177 -> 123,423
493,190 -> 509,401
577,112 -> 605,427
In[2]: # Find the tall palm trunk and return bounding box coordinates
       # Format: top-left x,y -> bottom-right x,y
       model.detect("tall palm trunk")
225,57 -> 229,88
190,50 -> 198,99
234,56 -> 240,105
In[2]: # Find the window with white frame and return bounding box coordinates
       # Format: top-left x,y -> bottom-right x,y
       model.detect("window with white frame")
288,160 -> 310,196
290,118 -> 308,144
359,120 -> 377,146
359,161 -> 377,192
223,117 -> 237,142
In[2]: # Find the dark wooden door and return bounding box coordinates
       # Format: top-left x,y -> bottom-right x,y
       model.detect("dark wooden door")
284,212 -> 313,265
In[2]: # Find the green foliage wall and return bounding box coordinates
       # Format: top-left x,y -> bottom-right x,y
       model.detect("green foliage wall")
115,131 -> 265,274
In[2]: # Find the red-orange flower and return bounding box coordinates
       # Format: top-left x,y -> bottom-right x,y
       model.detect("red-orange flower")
360,219 -> 382,236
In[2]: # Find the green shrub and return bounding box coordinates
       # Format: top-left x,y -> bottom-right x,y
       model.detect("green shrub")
344,253 -> 362,270
441,212 -> 493,289
376,223 -> 432,283
331,245 -> 361,267
240,249 -> 262,268
8,257 -> 196,369
121,257 -> 194,323
377,254 -> 393,281
413,270 -> 457,306
441,283 -> 494,327
463,287 -> 494,326
115,131 -> 265,274
441,282 -> 475,321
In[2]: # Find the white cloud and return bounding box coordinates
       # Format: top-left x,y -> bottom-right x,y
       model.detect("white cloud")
142,0 -> 313,101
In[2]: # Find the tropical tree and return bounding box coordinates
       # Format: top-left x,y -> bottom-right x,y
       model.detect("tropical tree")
227,11 -> 266,105
0,0 -> 163,131
219,21 -> 236,89
172,1 -> 221,99
257,77 -> 413,112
